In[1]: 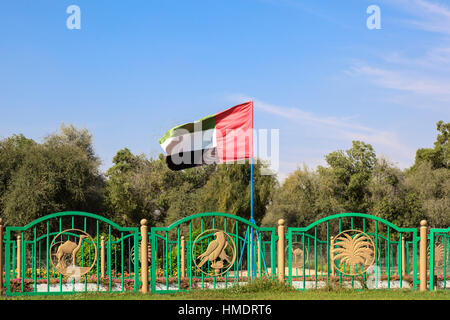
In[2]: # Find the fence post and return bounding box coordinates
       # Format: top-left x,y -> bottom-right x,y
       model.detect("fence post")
257,240 -> 261,278
401,235 -> 406,277
181,236 -> 185,278
0,218 -> 3,295
16,235 -> 21,279
330,236 -> 335,277
277,219 -> 285,282
420,220 -> 427,292
140,219 -> 148,293
101,236 -> 105,278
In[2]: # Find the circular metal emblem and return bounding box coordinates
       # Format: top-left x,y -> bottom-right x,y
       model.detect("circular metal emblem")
285,242 -> 309,267
428,243 -> 447,268
131,243 -> 151,264
192,229 -> 236,277
50,229 -> 97,276
333,229 -> 375,276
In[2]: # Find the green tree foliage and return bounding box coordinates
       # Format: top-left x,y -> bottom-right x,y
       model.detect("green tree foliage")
262,142 -> 378,229
44,123 -> 98,161
405,120 -> 450,227
369,158 -> 422,228
1,121 -> 448,231
104,150 -> 276,227
263,138 -> 444,229
406,161 -> 450,227
318,141 -> 376,214
411,121 -> 449,170
262,166 -> 320,228
0,124 -> 104,227
197,161 -> 278,226
104,148 -> 149,226
0,134 -> 36,209
104,150 -> 215,227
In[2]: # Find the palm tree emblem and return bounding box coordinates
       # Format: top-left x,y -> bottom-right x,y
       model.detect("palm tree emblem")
333,230 -> 375,276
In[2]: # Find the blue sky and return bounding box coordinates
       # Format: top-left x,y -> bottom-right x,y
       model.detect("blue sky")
1,0 -> 449,180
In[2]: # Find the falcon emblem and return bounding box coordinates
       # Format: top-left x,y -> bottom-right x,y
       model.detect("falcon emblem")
192,229 -> 236,276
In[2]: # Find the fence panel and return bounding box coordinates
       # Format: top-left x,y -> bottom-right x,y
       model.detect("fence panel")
287,213 -> 419,290
429,227 -> 450,290
3,211 -> 139,296
150,212 -> 277,293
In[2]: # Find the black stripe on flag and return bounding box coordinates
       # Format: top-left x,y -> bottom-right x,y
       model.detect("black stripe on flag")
165,148 -> 219,171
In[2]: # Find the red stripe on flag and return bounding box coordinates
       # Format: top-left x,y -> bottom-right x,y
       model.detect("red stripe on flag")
216,101 -> 253,162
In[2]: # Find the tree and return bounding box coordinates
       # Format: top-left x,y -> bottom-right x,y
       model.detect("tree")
406,161 -> 450,227
104,148 -> 153,226
317,141 -> 376,214
0,125 -> 104,227
262,165 -> 319,228
0,134 -> 36,211
162,162 -> 216,226
104,150 -> 216,227
406,121 -> 449,227
198,160 -> 278,226
44,123 -> 98,162
435,120 -> 450,168
369,158 -> 422,228
411,121 -> 449,170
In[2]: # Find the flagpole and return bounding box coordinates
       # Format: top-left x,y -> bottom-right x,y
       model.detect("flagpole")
249,101 -> 255,279
250,157 -> 256,279
250,157 -> 254,220
250,100 -> 254,221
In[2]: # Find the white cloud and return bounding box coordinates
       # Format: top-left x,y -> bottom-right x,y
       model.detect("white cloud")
228,94 -> 415,171
349,65 -> 450,102
392,0 -> 450,34
350,0 -> 450,111
383,47 -> 450,70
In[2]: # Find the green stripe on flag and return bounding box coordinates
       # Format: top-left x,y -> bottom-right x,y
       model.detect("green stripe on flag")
158,113 -> 216,145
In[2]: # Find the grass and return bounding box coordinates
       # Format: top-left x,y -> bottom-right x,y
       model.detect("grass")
2,279 -> 450,300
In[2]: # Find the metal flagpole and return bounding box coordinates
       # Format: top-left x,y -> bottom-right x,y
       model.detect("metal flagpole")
249,101 -> 255,279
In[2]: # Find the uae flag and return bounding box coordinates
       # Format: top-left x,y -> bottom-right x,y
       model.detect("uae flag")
159,101 -> 253,171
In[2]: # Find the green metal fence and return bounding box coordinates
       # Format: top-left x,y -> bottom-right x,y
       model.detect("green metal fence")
3,211 -> 450,296
3,211 -> 139,296
429,227 -> 450,290
150,212 -> 277,293
287,213 -> 420,290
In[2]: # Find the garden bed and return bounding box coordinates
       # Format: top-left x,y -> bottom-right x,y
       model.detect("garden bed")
3,277 -> 135,293
291,280 -> 412,289
154,281 -> 247,291
36,283 -> 125,292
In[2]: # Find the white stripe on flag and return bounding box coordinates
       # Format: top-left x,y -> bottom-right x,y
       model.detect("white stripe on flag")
160,128 -> 217,155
